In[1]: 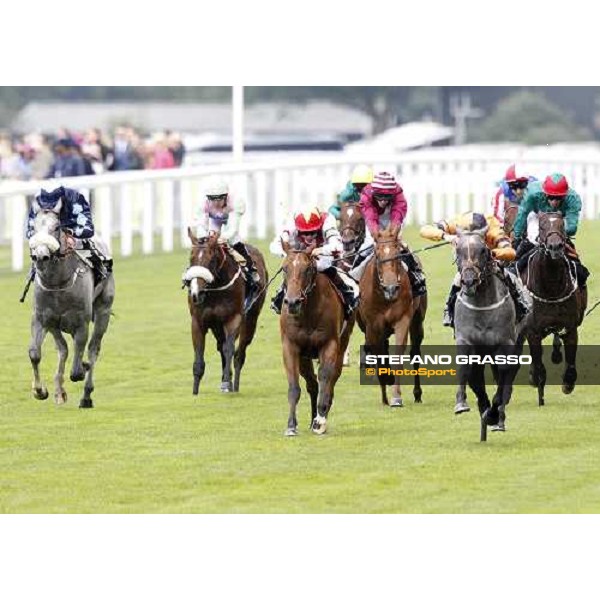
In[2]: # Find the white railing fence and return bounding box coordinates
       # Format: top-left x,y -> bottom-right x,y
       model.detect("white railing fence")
2,151 -> 600,272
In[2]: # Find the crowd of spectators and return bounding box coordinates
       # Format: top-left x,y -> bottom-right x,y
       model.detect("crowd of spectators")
0,126 -> 186,181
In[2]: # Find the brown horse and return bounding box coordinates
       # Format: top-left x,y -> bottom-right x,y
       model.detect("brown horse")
357,225 -> 427,407
339,201 -> 366,256
185,230 -> 267,395
502,200 -> 520,241
519,213 -> 588,406
279,241 -> 355,436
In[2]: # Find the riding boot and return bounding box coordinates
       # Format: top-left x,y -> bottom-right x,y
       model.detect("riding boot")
233,242 -> 260,284
89,252 -> 108,286
570,259 -> 589,289
443,284 -> 460,328
270,283 -> 285,314
515,238 -> 535,274
503,269 -> 530,323
400,252 -> 427,297
324,267 -> 359,319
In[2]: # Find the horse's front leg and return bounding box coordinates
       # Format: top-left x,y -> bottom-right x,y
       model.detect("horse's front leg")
562,328 -> 578,395
191,317 -> 206,396
50,329 -> 69,405
313,340 -> 340,435
391,315 -> 411,408
29,314 -> 49,400
221,314 -> 242,393
283,340 -> 301,437
70,323 -> 89,383
365,328 -> 389,406
454,383 -> 470,414
528,333 -> 546,406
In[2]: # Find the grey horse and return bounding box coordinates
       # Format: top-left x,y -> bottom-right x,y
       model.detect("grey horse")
27,203 -> 115,408
453,230 -> 521,441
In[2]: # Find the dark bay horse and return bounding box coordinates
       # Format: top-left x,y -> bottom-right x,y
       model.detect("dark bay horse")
279,241 -> 355,436
185,230 -> 267,395
502,200 -> 520,241
518,213 -> 588,406
357,225 -> 427,407
453,230 -> 520,441
339,201 -> 366,256
27,205 -> 115,408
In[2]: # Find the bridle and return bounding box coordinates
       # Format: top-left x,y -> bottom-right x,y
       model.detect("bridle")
284,250 -> 317,306
503,200 -> 519,237
340,203 -> 365,254
456,234 -> 493,291
374,238 -> 403,288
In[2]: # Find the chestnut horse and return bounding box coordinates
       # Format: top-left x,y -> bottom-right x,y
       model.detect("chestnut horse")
184,230 -> 267,395
279,241 -> 355,436
358,225 -> 427,407
518,213 -> 588,406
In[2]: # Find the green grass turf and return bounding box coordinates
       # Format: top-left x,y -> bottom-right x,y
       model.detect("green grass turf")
1,223 -> 599,513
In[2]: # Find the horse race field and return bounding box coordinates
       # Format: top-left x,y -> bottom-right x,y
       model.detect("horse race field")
1,223 -> 600,513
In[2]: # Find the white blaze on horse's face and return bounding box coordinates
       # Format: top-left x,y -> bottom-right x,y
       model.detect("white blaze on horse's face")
31,210 -> 61,260
347,208 -> 354,218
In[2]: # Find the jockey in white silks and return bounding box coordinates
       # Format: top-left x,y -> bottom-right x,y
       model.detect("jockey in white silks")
192,177 -> 260,308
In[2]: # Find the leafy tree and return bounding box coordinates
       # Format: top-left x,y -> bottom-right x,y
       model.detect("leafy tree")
469,90 -> 593,144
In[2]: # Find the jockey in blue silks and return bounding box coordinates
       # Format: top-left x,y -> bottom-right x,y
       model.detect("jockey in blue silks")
26,186 -> 112,285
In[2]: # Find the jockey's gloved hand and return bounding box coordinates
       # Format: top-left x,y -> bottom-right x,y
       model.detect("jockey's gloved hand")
492,247 -> 516,261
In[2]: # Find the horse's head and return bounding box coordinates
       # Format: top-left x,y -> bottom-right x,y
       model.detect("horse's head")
374,225 -> 403,301
281,239 -> 317,316
503,200 -> 520,240
185,228 -> 226,305
339,202 -> 365,254
28,199 -> 63,262
455,227 -> 491,295
538,212 -> 566,260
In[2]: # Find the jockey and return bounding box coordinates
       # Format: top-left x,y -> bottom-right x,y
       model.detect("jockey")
420,212 -> 530,328
26,186 -> 112,285
492,164 -> 537,225
512,173 -> 589,287
270,206 -> 360,319
328,164 -> 373,220
355,171 -> 427,296
193,177 -> 260,309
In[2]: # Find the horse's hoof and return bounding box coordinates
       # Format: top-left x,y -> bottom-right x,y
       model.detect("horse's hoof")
220,382 -> 231,393
551,351 -> 563,365
311,416 -> 328,435
413,396 -> 423,404
454,403 -> 471,415
70,371 -> 85,383
55,391 -> 68,405
482,408 -> 500,426
562,383 -> 575,395
491,423 -> 506,432
82,361 -> 91,371
390,397 -> 404,408
284,427 -> 298,437
79,399 -> 94,409
32,386 -> 49,400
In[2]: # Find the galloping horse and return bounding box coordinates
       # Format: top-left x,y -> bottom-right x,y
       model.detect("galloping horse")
518,213 -> 587,406
185,230 -> 267,395
279,241 -> 355,436
453,230 -> 520,441
27,204 -> 115,408
339,201 -> 366,256
358,225 -> 427,407
502,200 -> 520,241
